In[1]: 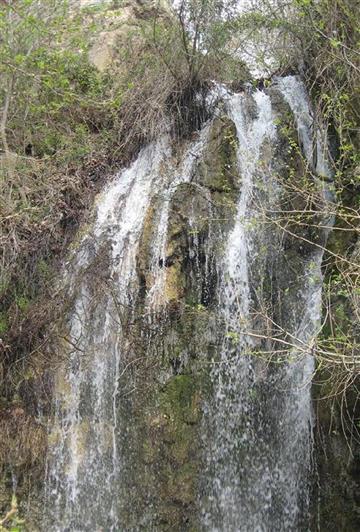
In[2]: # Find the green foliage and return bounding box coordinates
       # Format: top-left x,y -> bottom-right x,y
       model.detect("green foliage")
291,0 -> 359,185
225,330 -> 240,345
0,0 -> 125,408
0,3 -> 108,156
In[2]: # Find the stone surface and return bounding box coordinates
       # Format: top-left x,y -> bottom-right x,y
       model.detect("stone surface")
82,0 -> 170,72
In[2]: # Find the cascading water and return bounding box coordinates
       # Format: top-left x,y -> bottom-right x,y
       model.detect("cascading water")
201,88 -> 280,530
45,138 -> 171,530
44,124 -> 213,528
44,76 -> 333,531
146,125 -> 210,311
201,77 -> 334,531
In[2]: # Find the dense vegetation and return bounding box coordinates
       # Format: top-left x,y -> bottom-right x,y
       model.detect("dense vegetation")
0,1 -> 118,397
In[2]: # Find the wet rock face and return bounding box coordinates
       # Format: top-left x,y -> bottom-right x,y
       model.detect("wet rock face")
311,233 -> 360,532
312,383 -> 360,532
269,85 -> 360,532
197,117 -> 240,198
119,116 -> 241,530
118,85 -> 324,530
137,116 -> 240,311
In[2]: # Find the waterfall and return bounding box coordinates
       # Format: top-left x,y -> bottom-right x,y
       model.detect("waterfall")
201,89 -> 279,530
201,77 -> 333,530
45,138 -> 170,530
44,76 -> 333,531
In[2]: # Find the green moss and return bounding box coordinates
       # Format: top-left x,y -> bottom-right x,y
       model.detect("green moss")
148,374 -> 201,517
166,461 -> 196,505
68,222 -> 92,252
160,375 -> 199,425
198,117 -> 240,197
15,296 -> 30,313
0,312 -> 8,335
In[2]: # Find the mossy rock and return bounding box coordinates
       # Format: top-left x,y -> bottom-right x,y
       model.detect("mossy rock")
197,116 -> 240,197
160,374 -> 200,425
312,376 -> 360,531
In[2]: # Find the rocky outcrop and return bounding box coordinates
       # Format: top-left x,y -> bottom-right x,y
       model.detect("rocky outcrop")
117,116 -> 241,529
81,0 -> 170,71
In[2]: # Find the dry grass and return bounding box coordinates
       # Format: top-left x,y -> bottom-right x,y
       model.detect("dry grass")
0,408 -> 46,471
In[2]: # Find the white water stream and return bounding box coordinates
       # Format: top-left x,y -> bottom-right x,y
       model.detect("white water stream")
201,77 -> 333,531
45,77 -> 333,531
45,138 -> 170,530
